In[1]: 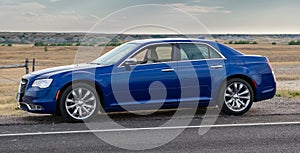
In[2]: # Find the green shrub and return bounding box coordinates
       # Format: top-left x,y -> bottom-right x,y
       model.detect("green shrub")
233,41 -> 250,44
80,43 -> 93,46
272,42 -> 277,45
99,42 -> 123,46
288,40 -> 300,45
229,41 -> 258,45
34,42 -> 47,46
238,41 -> 250,44
49,43 -> 73,46
7,43 -> 12,47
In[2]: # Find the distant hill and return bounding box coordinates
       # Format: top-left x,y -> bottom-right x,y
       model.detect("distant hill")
0,32 -> 300,45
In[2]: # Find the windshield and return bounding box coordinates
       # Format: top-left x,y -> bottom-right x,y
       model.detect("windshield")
91,43 -> 140,65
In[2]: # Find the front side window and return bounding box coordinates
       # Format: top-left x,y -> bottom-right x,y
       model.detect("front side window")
179,43 -> 223,60
131,44 -> 174,65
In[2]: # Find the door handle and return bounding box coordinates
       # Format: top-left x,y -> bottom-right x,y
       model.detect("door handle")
161,68 -> 175,72
210,65 -> 223,69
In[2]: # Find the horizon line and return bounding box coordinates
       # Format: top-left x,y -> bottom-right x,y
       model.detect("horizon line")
1,31 -> 300,35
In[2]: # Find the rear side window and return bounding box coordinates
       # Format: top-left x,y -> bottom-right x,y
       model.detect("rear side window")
179,43 -> 223,60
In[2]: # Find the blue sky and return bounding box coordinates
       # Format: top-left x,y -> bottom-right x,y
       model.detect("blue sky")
0,0 -> 299,34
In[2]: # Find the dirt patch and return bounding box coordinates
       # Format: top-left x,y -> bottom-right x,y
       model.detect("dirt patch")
277,80 -> 300,91
249,97 -> 300,115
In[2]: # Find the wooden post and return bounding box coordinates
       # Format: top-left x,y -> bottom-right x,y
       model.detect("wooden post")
32,58 -> 35,72
25,58 -> 29,74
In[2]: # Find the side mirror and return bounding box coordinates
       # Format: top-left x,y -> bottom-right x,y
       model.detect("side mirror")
124,58 -> 137,71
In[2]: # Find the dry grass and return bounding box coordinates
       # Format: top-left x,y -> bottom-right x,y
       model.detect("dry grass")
0,44 -> 300,116
276,90 -> 300,100
229,44 -> 300,62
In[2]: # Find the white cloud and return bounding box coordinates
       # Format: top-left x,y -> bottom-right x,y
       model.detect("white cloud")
169,3 -> 231,14
61,10 -> 76,14
23,12 -> 39,17
0,1 -> 97,32
90,14 -> 100,21
0,2 -> 46,10
50,0 -> 62,2
0,2 -> 46,21
192,0 -> 203,3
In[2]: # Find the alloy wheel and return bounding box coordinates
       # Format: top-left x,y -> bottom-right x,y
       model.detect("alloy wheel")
224,82 -> 251,112
65,87 -> 97,120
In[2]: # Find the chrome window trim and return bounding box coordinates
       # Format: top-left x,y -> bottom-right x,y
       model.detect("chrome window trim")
178,42 -> 226,60
118,41 -> 227,68
118,42 -> 176,68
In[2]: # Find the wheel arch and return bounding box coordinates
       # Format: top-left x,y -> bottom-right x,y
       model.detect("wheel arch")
56,80 -> 105,115
218,74 -> 257,102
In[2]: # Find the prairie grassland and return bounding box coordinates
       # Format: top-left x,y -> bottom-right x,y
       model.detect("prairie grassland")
0,44 -> 299,116
276,90 -> 300,100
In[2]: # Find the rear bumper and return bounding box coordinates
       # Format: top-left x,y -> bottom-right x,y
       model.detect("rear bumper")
253,73 -> 276,102
255,86 -> 276,102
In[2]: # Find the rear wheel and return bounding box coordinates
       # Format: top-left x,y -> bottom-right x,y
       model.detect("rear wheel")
219,78 -> 254,115
59,83 -> 100,122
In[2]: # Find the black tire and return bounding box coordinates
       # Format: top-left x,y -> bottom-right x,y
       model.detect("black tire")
59,83 -> 100,122
218,78 -> 254,115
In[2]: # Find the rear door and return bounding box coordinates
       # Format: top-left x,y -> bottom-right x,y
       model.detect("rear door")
177,43 -> 226,103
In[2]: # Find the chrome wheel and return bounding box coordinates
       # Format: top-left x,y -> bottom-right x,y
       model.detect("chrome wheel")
224,82 -> 251,112
65,87 -> 97,120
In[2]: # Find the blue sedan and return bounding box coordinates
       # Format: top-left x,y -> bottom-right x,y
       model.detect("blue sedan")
17,38 -> 276,122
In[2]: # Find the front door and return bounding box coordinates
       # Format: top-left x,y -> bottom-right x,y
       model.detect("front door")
111,43 -> 180,109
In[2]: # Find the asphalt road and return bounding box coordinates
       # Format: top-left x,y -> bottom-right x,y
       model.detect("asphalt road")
0,108 -> 300,153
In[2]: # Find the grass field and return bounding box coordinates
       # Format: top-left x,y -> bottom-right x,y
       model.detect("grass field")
276,90 -> 300,100
0,44 -> 299,116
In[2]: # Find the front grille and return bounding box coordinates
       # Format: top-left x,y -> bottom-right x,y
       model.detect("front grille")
17,79 -> 28,102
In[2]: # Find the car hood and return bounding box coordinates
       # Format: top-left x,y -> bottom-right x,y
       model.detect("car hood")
29,63 -> 101,78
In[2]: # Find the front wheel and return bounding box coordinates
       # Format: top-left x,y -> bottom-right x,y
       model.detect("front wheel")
219,78 -> 254,115
59,83 -> 100,122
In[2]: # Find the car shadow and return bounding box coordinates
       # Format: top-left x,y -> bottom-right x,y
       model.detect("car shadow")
6,107 -> 225,125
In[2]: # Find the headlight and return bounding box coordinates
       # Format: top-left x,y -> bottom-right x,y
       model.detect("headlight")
32,79 -> 53,88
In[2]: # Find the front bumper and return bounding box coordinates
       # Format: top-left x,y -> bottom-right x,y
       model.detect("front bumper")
18,101 -> 57,114
18,84 -> 60,114
18,102 -> 44,111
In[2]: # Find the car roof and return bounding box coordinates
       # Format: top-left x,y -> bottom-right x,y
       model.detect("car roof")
129,38 -> 214,44
128,38 -> 243,57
